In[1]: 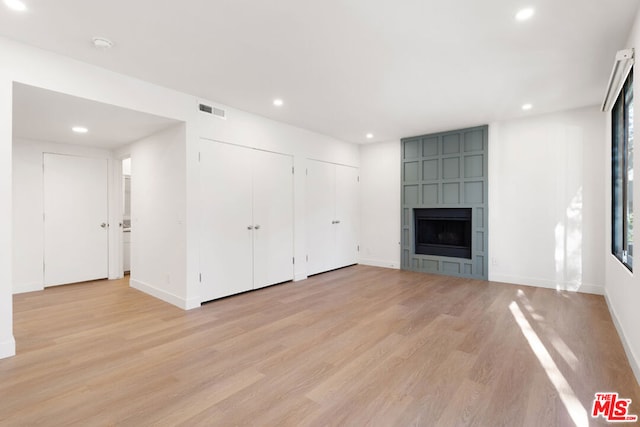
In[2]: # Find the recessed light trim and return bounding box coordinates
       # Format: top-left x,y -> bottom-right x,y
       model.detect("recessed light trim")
4,0 -> 27,11
273,98 -> 284,107
366,133 -> 374,139
522,103 -> 533,111
515,7 -> 535,21
92,37 -> 113,49
72,126 -> 89,134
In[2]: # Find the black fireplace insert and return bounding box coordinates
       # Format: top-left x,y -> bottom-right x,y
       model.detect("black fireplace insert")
414,208 -> 472,259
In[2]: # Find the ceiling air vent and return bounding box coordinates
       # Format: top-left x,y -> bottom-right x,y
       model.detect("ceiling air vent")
199,103 -> 226,120
212,107 -> 226,119
199,103 -> 212,114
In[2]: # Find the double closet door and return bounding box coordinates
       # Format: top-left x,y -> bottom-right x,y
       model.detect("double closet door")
306,160 -> 359,276
199,140 -> 294,302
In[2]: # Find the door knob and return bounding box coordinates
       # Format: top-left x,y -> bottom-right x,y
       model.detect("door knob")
335,220 -> 341,224
247,225 -> 254,230
254,225 -> 261,230
100,223 -> 108,228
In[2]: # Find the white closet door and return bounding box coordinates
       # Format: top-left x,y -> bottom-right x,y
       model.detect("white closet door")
335,164 -> 359,268
200,141 -> 253,302
252,150 -> 294,289
43,153 -> 109,286
306,160 -> 336,276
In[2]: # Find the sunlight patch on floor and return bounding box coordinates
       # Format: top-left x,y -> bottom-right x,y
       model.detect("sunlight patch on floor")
509,301 -> 588,427
516,290 -> 579,371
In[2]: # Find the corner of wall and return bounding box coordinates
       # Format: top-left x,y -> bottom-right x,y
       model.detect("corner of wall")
184,296 -> 201,310
294,273 -> 308,282
0,335 -> 16,359
13,282 -> 44,294
358,258 -> 400,270
604,289 -> 640,386
130,279 -> 190,310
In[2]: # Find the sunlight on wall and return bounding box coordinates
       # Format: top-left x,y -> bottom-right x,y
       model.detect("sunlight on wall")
554,187 -> 583,291
509,300 -> 588,427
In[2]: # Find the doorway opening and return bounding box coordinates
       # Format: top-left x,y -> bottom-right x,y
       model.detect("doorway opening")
122,158 -> 132,275
11,82 -> 178,293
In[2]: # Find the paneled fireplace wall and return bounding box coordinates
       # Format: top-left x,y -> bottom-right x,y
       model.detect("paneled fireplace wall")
401,125 -> 488,280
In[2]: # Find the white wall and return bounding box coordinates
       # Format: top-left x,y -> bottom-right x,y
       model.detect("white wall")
359,140 -> 401,268
0,78 -> 15,358
0,36 -> 360,358
128,124 -> 190,308
358,107 -> 606,295
0,35 -> 200,359
12,138 -> 116,294
604,7 -> 640,384
489,106 -> 606,294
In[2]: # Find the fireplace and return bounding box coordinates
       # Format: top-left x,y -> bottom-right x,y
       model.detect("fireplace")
414,208 -> 472,259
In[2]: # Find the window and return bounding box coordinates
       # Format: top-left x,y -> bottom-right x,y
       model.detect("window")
612,69 -> 634,271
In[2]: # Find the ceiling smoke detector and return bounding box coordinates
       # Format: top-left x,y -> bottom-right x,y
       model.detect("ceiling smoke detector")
92,37 -> 113,49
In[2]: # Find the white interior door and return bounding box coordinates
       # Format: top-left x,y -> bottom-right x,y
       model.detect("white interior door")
43,153 -> 109,286
252,150 -> 294,289
335,164 -> 359,268
306,160 -> 336,276
199,141 -> 253,302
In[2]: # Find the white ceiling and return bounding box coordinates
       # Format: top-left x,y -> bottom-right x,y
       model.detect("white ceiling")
2,0 -> 638,143
12,83 -> 180,148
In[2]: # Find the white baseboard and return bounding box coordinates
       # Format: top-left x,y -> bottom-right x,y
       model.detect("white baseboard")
605,291 -> 640,386
184,297 -> 201,310
294,273 -> 308,282
572,283 -> 605,295
358,258 -> 400,270
0,336 -> 16,359
489,273 -> 604,295
13,281 -> 44,294
130,279 -> 189,310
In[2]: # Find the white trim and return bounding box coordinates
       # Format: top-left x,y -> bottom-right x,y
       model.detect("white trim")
0,336 -> 16,359
293,273 -> 308,282
605,290 -> 640,386
489,273 -> 604,295
130,279 -> 189,310
602,48 -> 635,112
358,258 -> 400,270
13,281 -> 44,294
184,297 -> 201,310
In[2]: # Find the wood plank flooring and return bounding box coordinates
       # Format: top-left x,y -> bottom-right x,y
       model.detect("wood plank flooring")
1,265 -> 639,426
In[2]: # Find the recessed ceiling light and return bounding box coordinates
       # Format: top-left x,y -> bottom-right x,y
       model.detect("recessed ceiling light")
4,0 -> 27,11
366,133 -> 374,139
522,103 -> 533,111
515,7 -> 535,21
72,126 -> 89,134
92,37 -> 113,49
273,99 -> 284,107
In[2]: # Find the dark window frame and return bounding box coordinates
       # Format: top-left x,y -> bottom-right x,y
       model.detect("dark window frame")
612,68 -> 634,271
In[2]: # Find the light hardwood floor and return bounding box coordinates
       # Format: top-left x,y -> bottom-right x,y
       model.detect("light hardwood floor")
2,265 -> 639,426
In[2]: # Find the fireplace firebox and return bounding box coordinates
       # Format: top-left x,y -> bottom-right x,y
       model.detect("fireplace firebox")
414,208 -> 472,259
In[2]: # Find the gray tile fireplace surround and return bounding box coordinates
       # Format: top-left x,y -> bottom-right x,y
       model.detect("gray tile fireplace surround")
401,125 -> 488,280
